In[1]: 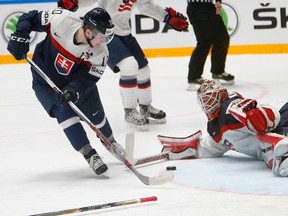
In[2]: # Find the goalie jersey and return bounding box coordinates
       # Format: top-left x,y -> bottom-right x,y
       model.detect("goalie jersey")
16,9 -> 109,90
204,93 -> 286,161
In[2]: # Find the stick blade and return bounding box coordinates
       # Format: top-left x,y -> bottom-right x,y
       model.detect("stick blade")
149,170 -> 174,185
124,132 -> 174,186
136,169 -> 174,186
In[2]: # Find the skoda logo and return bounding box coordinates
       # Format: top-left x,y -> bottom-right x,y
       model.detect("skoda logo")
2,12 -> 37,43
221,3 -> 239,37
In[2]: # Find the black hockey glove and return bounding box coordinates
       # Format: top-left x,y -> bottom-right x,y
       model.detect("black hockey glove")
58,0 -> 78,12
7,32 -> 30,60
55,88 -> 79,107
164,7 -> 189,32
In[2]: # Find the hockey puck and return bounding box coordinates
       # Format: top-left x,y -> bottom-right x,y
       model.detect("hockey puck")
166,166 -> 176,171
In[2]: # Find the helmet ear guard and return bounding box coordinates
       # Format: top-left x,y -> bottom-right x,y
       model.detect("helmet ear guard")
197,80 -> 228,121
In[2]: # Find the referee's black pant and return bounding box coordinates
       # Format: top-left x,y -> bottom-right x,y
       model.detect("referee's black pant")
187,2 -> 229,80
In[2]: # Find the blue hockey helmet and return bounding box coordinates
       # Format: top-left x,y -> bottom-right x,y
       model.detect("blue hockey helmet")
82,7 -> 114,44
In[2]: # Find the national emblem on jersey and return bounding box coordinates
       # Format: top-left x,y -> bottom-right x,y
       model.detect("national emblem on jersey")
118,0 -> 136,12
54,53 -> 74,76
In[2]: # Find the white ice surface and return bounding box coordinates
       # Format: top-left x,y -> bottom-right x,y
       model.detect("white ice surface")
1,54 -> 288,216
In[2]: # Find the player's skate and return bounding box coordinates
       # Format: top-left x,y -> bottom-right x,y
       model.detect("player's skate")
139,104 -> 166,124
187,77 -> 206,91
84,149 -> 108,177
212,72 -> 235,85
124,108 -> 148,131
101,140 -> 126,162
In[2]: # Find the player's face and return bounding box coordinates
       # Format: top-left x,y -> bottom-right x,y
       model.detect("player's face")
90,32 -> 106,47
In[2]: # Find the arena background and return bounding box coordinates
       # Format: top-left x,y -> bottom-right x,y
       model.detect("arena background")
1,0 -> 288,64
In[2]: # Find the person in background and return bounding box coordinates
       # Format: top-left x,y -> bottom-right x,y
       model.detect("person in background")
186,0 -> 235,91
7,7 -> 125,177
159,80 -> 288,177
58,0 -> 189,130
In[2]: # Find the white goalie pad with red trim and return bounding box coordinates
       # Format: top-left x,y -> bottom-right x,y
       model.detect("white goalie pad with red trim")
157,130 -> 202,160
257,133 -> 288,176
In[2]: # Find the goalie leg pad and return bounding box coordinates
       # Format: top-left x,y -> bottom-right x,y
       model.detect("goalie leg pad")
158,130 -> 202,160
278,156 -> 288,176
168,147 -> 197,160
257,133 -> 288,175
259,133 -> 288,176
273,138 -> 288,176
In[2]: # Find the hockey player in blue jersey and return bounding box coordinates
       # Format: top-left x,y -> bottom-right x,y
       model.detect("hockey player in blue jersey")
158,80 -> 288,177
58,0 -> 189,130
7,7 -> 125,177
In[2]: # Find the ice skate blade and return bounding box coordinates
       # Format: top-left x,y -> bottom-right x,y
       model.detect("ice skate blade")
126,122 -> 149,131
149,117 -> 167,125
96,171 -> 109,179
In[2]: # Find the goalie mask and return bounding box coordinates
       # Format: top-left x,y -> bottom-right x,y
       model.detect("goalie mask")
82,7 -> 114,44
197,80 -> 228,121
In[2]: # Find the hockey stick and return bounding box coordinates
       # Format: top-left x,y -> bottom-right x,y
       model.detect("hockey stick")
29,196 -> 157,216
125,132 -> 169,166
24,56 -> 173,186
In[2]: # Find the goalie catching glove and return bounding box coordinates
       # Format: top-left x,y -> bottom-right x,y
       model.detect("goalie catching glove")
158,130 -> 201,160
164,7 -> 189,32
229,98 -> 280,134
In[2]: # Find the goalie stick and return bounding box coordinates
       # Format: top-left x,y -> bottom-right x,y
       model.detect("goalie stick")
29,196 -> 157,216
125,132 -> 170,166
24,56 -> 173,186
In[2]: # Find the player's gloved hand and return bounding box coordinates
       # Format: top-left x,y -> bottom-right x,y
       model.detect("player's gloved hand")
58,0 -> 78,12
7,32 -> 30,60
235,99 -> 257,112
164,7 -> 189,32
55,88 -> 79,107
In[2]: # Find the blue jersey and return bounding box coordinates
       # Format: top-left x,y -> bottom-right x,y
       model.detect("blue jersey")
17,9 -> 109,93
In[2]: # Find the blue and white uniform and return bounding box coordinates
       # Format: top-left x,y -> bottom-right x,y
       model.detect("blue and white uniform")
198,92 -> 288,176
16,9 -> 113,151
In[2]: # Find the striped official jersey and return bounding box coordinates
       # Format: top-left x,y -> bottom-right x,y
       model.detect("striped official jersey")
17,9 -> 108,90
79,0 -> 167,36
